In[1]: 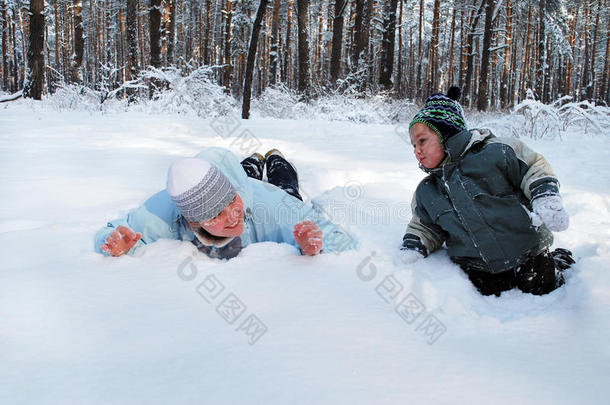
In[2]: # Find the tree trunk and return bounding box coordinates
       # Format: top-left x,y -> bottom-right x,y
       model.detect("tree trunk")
447,5 -> 457,87
416,0 -> 424,97
138,0 -> 146,69
463,0 -> 485,107
96,2 -> 102,70
352,0 -> 370,71
203,0 -> 211,65
325,2 -> 334,80
458,4 -> 465,88
44,21 -> 50,90
70,0 -> 84,83
160,1 -> 169,63
296,0 -> 311,96
519,5 -> 532,101
54,0 -> 60,72
223,0 -> 232,94
126,0 -> 139,80
242,0 -> 269,119
10,7 -> 18,91
352,0 -> 363,71
24,0 -> 45,99
150,0 -> 162,68
90,2 -> 99,83
117,7 -> 125,90
197,4 -> 203,65
17,5 -> 26,87
269,0 -> 281,86
63,2 -> 71,80
500,0 -> 512,108
346,1 -> 354,66
167,0 -> 176,65
104,1 -> 111,69
396,0 -> 403,95
543,33 -> 552,101
577,4 -> 589,100
148,0 -> 162,97
329,0 -> 346,84
282,0 -> 294,84
86,0 -> 93,85
565,6 -> 578,97
601,16 -> 610,103
379,0 -> 398,90
351,0 -> 372,91
2,0 -> 8,91
428,0 -> 441,93
535,0 -> 546,101
590,0 -> 602,100
313,5 -> 323,81
477,0 -> 494,111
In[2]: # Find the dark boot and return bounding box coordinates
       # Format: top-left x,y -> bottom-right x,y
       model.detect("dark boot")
240,153 -> 265,180
265,149 -> 302,201
551,248 -> 575,271
516,250 -> 564,295
550,248 -> 575,288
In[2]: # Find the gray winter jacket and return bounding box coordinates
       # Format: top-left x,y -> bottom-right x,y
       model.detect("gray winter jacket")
404,129 -> 557,273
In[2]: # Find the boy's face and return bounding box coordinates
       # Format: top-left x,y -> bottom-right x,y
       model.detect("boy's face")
188,193 -> 244,238
409,123 -> 445,169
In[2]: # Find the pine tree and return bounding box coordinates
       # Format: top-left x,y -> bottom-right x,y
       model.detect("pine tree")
166,0 -> 176,65
329,0 -> 346,85
223,0 -> 233,94
243,0 -> 269,119
126,0 -> 139,81
150,0 -> 162,68
296,0 -> 312,96
269,0 -> 282,86
2,0 -> 9,91
379,0 -> 399,90
428,0 -> 441,94
70,0 -> 84,83
24,0 -> 45,99
477,0 -> 495,111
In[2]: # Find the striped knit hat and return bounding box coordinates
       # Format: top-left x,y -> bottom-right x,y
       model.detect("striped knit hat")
409,86 -> 466,145
166,158 -> 236,223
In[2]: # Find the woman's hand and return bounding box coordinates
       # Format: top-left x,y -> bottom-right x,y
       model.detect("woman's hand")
100,226 -> 141,257
293,220 -> 323,256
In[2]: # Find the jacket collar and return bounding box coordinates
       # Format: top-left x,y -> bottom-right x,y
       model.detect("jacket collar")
420,129 -> 494,175
192,227 -> 235,248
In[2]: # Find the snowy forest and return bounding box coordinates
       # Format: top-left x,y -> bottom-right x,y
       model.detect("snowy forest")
3,0 -> 610,112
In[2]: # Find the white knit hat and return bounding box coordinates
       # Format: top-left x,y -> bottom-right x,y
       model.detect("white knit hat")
167,158 -> 236,222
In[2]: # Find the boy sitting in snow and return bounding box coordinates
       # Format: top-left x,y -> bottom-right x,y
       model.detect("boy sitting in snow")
95,148 -> 356,259
400,87 -> 574,296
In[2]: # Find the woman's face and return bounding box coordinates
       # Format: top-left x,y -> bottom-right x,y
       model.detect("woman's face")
409,123 -> 445,169
188,194 -> 244,237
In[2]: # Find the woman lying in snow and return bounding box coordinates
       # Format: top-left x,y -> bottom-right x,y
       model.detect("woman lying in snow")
400,87 -> 575,296
95,148 -> 356,259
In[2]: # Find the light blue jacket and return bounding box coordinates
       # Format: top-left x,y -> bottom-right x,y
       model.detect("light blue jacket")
94,147 -> 357,258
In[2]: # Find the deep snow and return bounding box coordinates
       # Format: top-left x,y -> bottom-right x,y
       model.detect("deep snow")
1,100 -> 609,404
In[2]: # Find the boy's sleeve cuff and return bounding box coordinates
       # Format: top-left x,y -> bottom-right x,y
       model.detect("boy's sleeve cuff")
401,233 -> 429,257
529,178 -> 559,201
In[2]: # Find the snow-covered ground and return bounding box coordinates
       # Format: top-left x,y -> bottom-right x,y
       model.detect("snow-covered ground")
1,100 -> 609,404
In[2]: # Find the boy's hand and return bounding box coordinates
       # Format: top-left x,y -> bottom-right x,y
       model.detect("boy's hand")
532,195 -> 569,232
100,226 -> 142,257
293,220 -> 323,256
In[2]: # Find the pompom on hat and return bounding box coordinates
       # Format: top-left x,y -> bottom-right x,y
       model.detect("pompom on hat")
409,86 -> 467,145
167,158 -> 236,223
